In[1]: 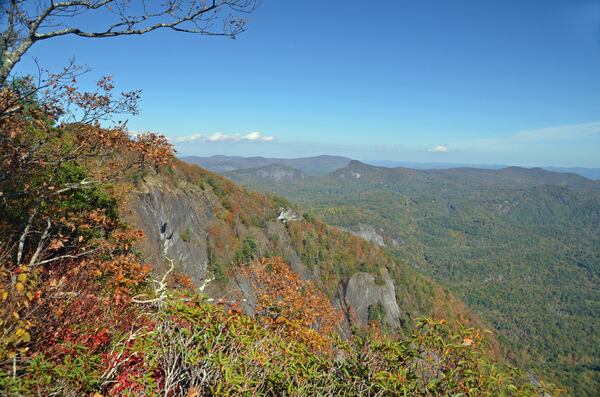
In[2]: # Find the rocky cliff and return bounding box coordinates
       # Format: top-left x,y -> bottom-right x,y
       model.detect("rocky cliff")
123,160 -> 484,334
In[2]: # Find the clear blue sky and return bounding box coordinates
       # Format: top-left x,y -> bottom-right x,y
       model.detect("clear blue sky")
13,0 -> 600,167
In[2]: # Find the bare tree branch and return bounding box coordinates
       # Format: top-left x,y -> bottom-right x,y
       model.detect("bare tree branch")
0,0 -> 258,85
27,217 -> 51,268
34,248 -> 98,266
16,208 -> 37,266
132,257 -> 175,305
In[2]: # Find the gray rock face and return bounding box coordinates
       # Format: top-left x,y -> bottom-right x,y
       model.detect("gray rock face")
233,274 -> 257,316
339,272 -> 402,330
390,237 -> 405,247
254,165 -> 306,181
345,224 -> 407,249
125,175 -> 406,333
126,180 -> 213,285
347,224 -> 386,247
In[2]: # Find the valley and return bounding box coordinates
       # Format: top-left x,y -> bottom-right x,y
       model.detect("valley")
209,156 -> 600,396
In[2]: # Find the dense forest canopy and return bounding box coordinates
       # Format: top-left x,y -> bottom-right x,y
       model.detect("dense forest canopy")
224,160 -> 600,396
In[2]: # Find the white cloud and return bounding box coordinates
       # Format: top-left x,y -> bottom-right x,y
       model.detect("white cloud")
173,133 -> 204,143
245,131 -> 273,141
449,121 -> 600,153
206,133 -> 228,142
429,144 -> 449,153
512,121 -> 600,142
172,131 -> 274,143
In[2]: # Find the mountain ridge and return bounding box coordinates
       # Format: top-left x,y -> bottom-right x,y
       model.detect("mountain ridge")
183,154 -> 352,176
331,160 -> 600,191
182,155 -> 600,180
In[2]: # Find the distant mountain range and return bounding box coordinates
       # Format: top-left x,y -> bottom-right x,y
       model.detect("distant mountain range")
332,160 -> 600,191
182,155 -> 351,176
368,160 -> 600,181
182,155 -> 600,180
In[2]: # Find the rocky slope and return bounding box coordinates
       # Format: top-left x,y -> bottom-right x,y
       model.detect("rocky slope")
123,160 -> 486,336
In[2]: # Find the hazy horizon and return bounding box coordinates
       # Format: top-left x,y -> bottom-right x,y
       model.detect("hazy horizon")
179,153 -> 600,181
179,151 -> 600,171
12,0 -> 600,167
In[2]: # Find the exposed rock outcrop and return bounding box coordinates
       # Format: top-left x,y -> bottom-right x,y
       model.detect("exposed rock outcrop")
126,178 -> 213,285
346,224 -> 386,247
252,164 -> 307,181
277,208 -> 299,224
337,271 -> 402,330
344,224 -> 406,249
126,177 -> 404,332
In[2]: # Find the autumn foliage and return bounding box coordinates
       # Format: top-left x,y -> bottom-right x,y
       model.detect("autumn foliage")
240,257 -> 343,353
0,79 -> 172,394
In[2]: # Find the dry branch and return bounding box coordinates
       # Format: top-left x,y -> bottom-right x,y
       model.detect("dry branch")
0,0 -> 258,85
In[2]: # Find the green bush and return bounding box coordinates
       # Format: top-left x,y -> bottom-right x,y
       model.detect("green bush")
1,291 -> 559,396
97,298 -> 559,396
235,236 -> 258,264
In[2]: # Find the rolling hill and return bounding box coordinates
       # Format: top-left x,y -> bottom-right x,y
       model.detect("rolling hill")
366,161 -> 600,180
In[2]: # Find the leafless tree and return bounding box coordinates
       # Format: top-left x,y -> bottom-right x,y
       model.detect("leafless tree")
0,0 -> 258,85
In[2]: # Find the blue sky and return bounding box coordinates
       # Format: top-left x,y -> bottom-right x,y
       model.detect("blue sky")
13,0 -> 600,167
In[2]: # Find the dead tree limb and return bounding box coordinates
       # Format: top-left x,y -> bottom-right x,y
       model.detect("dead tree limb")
0,0 -> 258,85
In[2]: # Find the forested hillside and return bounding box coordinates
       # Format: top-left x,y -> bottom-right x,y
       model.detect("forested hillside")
224,160 -> 600,396
124,159 -> 486,336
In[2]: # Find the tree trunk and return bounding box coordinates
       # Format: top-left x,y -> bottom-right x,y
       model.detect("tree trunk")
0,39 -> 33,86
0,55 -> 16,86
